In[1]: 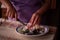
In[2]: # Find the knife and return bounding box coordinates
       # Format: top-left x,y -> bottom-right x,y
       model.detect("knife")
17,18 -> 27,25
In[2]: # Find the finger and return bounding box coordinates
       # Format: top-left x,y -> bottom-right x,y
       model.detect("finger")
29,13 -> 36,24
15,13 -> 17,20
26,23 -> 32,29
6,9 -> 9,17
36,16 -> 41,24
8,12 -> 11,17
10,12 -> 14,18
9,11 -> 13,18
32,15 -> 39,26
5,10 -> 10,19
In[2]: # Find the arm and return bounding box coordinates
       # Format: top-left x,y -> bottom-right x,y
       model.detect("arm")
29,0 -> 50,23
26,0 -> 51,29
35,0 -> 50,15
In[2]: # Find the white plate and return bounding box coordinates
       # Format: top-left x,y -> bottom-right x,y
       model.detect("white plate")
16,25 -> 49,37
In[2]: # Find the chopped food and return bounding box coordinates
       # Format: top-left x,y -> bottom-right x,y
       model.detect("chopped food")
17,25 -> 45,35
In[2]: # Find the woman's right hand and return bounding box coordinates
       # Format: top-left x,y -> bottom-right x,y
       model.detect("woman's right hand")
0,0 -> 17,19
5,6 -> 17,20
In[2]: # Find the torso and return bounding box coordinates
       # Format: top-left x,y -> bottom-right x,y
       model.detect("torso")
10,0 -> 44,23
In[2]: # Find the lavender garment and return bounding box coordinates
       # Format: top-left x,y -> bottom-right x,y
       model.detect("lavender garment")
10,0 -> 44,23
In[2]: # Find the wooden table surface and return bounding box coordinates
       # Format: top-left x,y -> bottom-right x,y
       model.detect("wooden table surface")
0,18 -> 57,40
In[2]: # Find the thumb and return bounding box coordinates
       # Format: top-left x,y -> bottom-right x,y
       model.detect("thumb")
26,23 -> 33,29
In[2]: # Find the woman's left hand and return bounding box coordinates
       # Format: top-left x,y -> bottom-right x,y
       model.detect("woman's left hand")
26,13 -> 41,29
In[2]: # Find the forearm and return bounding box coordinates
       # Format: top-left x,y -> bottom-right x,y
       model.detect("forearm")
36,0 -> 50,15
0,0 -> 13,8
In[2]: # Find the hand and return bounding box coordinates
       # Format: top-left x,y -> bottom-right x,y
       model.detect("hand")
0,0 -> 17,19
5,6 -> 17,20
32,13 -> 40,26
26,13 -> 41,29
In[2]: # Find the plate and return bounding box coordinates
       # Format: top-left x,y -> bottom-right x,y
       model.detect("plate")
16,25 -> 49,37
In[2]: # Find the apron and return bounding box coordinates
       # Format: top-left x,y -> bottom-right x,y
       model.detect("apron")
10,0 -> 44,23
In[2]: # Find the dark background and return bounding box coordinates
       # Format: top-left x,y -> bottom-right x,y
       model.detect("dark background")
53,0 -> 59,40
0,2 -> 2,18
